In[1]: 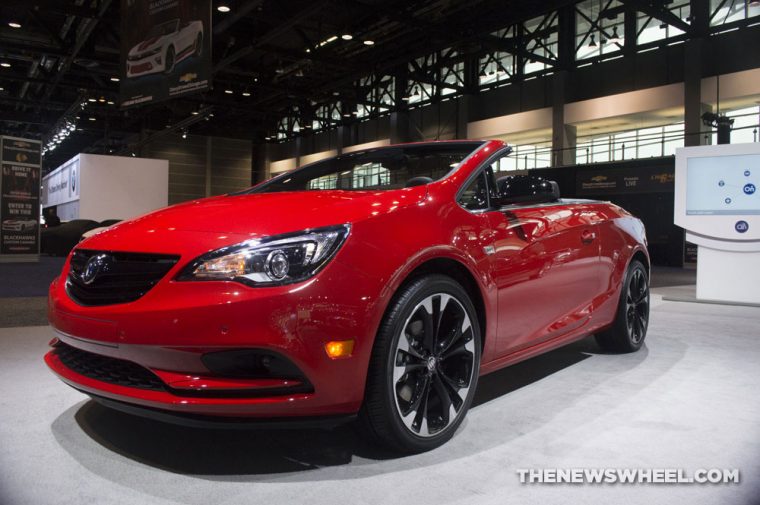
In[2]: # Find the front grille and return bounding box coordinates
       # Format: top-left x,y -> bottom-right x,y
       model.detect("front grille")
66,249 -> 179,306
54,342 -> 165,391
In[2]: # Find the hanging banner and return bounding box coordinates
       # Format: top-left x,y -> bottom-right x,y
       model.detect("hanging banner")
120,0 -> 212,108
0,137 -> 41,257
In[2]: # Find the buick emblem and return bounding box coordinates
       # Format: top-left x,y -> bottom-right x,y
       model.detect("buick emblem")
81,254 -> 110,285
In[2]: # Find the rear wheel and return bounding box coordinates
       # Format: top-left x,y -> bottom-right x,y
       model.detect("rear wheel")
194,33 -> 203,57
361,274 -> 481,453
595,259 -> 649,353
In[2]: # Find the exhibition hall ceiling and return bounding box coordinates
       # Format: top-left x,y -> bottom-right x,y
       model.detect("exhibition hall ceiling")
0,0 -> 574,168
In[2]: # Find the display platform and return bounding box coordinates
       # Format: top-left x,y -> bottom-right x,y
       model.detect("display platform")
1,296 -> 758,505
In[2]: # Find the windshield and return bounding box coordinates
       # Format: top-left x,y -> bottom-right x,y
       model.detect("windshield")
247,142 -> 484,194
146,19 -> 179,38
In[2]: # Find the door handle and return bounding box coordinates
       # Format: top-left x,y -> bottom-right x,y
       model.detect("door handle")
581,229 -> 596,244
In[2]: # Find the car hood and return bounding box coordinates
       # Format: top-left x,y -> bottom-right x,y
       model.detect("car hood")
80,188 -> 427,256
129,37 -> 163,55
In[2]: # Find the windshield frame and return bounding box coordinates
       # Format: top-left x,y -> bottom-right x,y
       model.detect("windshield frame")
239,141 -> 488,195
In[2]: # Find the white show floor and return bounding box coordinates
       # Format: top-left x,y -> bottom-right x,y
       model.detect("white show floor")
1,295 -> 759,505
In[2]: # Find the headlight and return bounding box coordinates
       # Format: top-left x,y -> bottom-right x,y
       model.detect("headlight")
177,224 -> 350,287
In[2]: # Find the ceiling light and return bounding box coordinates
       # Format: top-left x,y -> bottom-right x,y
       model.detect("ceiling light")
98,97 -> 106,103
88,117 -> 96,121
110,76 -> 120,82
107,100 -> 114,105
182,130 -> 187,139
191,111 -> 199,115
242,91 -> 251,97
217,4 -> 231,13
341,34 -> 353,40
363,40 -> 375,46
8,22 -> 21,29
608,26 -> 622,44
224,89 -> 233,94
0,87 -> 4,91
0,62 -> 10,68
88,98 -> 96,102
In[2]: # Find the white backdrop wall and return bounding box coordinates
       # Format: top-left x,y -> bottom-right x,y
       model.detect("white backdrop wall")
42,154 -> 169,222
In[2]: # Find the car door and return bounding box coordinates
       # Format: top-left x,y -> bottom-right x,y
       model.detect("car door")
480,163 -> 606,356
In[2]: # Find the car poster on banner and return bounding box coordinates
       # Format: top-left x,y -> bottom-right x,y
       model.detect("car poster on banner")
0,137 -> 42,256
120,0 -> 211,108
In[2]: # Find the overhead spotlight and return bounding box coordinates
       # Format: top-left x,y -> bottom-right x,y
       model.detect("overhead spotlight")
588,34 -> 597,48
191,111 -> 199,115
363,40 -> 375,46
182,130 -> 188,139
8,22 -> 21,29
224,89 -> 233,94
0,62 -> 11,68
242,91 -> 251,97
88,117 -> 96,121
110,76 -> 120,82
107,100 -> 114,105
88,98 -> 96,102
217,3 -> 231,13
608,26 -> 622,44
341,34 -> 353,40
295,69 -> 304,77
98,96 -> 106,103
0,87 -> 4,91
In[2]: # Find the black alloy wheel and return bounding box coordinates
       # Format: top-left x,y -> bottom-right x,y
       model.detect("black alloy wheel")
596,259 -> 650,353
361,274 -> 481,453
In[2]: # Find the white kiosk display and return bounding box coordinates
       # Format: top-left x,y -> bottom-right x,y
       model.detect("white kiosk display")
42,154 -> 169,222
674,143 -> 760,304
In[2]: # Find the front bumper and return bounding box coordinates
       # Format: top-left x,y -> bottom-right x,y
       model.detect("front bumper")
126,54 -> 162,77
45,255 -> 384,419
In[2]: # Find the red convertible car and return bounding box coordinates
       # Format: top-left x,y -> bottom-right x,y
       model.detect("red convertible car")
45,140 -> 649,453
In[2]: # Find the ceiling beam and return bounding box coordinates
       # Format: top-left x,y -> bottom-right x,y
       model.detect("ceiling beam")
4,0 -> 100,19
36,0 -> 112,113
619,0 -> 691,32
213,0 -> 331,74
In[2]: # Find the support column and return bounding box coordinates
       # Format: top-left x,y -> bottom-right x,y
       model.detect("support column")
337,124 -> 355,154
455,96 -> 470,139
551,71 -> 576,166
251,141 -> 268,184
684,0 -> 711,147
390,110 -> 411,144
684,39 -> 712,147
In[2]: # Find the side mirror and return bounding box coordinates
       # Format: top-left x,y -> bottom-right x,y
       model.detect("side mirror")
494,175 -> 560,206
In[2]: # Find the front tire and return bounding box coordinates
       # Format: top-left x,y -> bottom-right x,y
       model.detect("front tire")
361,274 -> 481,453
164,46 -> 175,75
595,259 -> 650,353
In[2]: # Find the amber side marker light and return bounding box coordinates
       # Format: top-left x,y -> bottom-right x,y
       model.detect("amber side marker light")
325,340 -> 354,359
